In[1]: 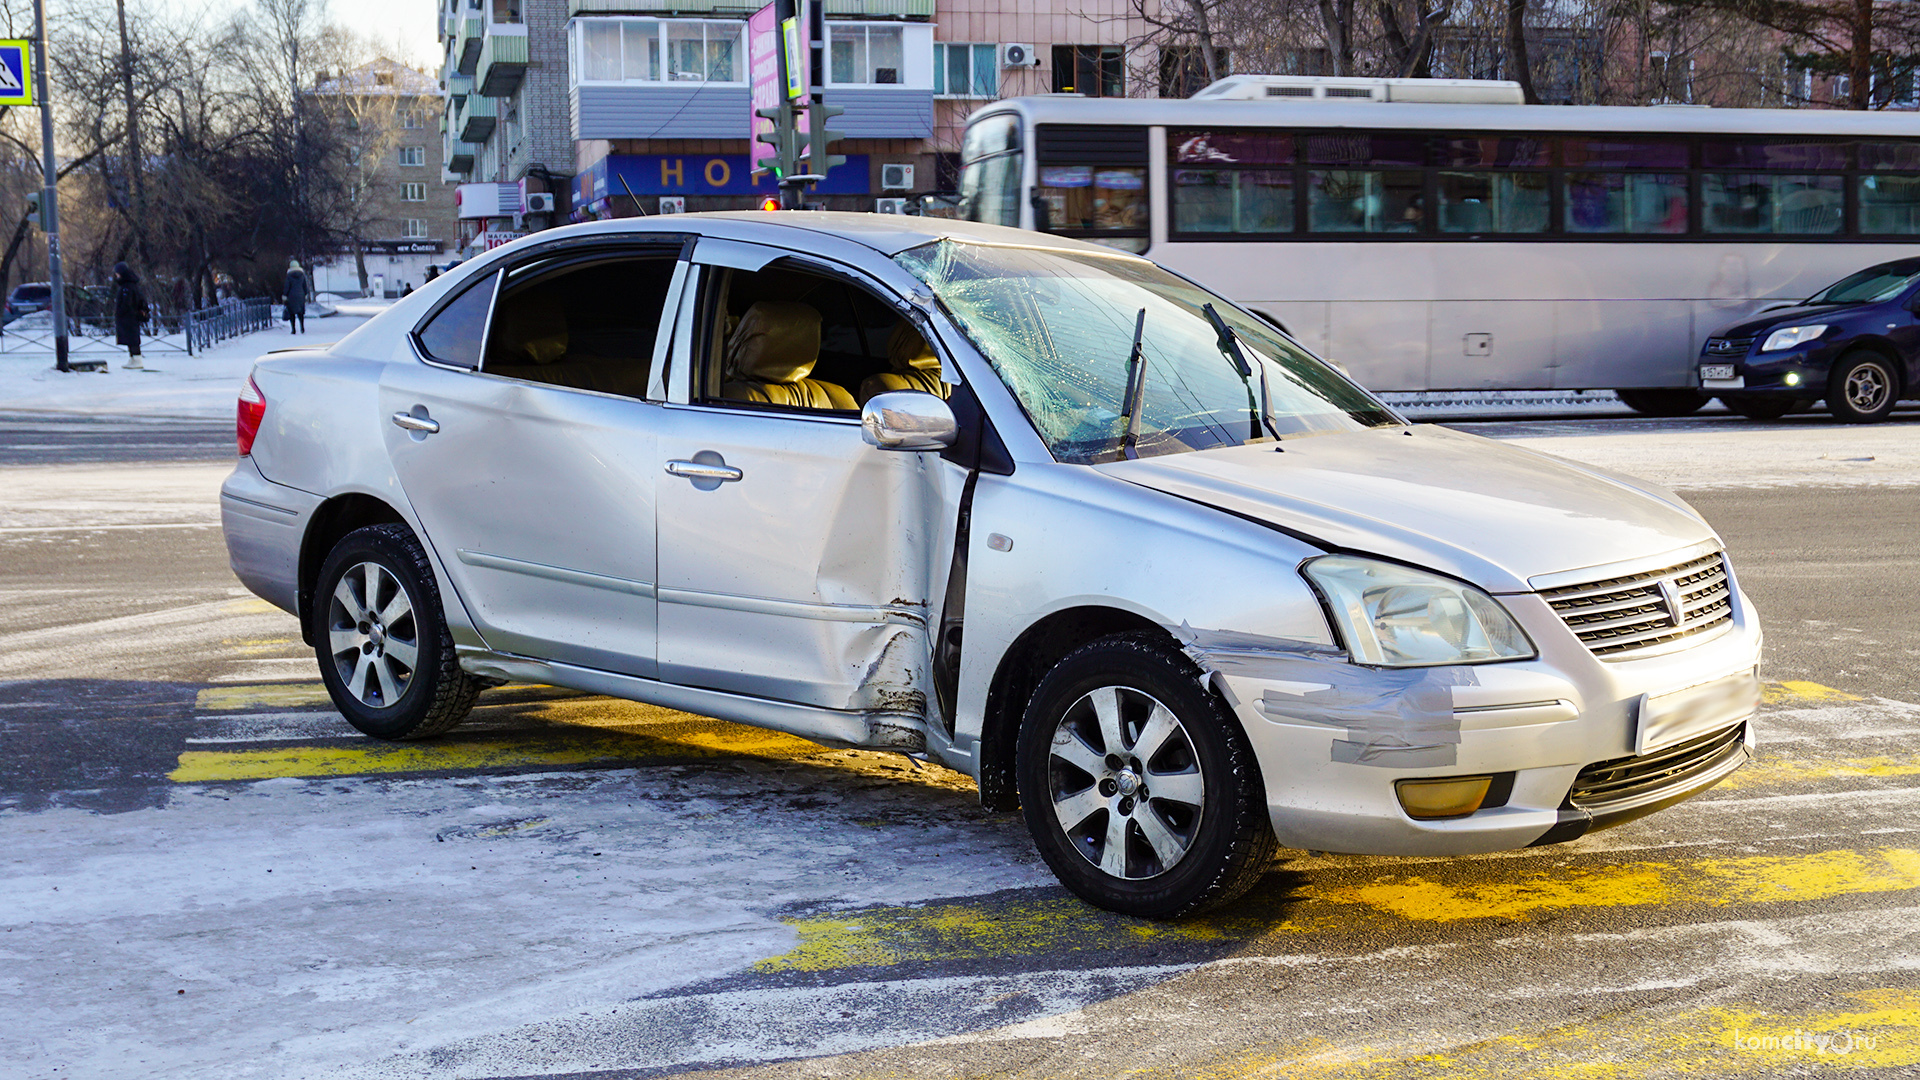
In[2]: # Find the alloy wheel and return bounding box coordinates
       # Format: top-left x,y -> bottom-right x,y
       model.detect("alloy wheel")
325,561 -> 419,709
1046,685 -> 1207,880
1845,361 -> 1892,413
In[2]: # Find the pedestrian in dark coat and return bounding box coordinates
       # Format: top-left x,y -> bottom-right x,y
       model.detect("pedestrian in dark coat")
113,262 -> 148,370
284,259 -> 310,334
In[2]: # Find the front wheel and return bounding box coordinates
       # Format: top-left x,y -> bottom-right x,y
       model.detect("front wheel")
1828,352 -> 1899,423
1615,389 -> 1708,417
1016,634 -> 1276,919
313,523 -> 480,740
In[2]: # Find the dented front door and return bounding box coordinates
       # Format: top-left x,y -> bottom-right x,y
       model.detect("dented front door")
652,406 -> 946,720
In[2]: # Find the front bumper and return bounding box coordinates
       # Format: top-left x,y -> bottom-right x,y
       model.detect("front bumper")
1700,344 -> 1835,395
1210,582 -> 1763,857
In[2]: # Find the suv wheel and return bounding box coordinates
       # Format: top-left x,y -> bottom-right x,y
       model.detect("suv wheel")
1016,633 -> 1276,919
1828,352 -> 1898,423
313,523 -> 480,740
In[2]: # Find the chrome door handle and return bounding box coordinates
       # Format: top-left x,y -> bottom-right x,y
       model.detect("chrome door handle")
665,459 -> 743,483
391,411 -> 440,434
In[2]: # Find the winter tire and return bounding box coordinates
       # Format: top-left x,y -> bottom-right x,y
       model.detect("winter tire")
313,523 -> 480,740
1828,352 -> 1898,423
1016,633 -> 1276,919
1615,389 -> 1708,417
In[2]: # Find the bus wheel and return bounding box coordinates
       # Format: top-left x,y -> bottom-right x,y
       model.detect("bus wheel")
1828,352 -> 1898,423
1615,389 -> 1708,417
1719,394 -> 1802,420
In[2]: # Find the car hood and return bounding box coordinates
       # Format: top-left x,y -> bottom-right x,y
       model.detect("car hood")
1713,303 -> 1849,340
1098,425 -> 1716,593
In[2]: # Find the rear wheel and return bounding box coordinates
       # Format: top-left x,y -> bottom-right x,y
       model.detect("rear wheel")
1718,394 -> 1804,420
1016,633 -> 1276,919
313,523 -> 480,740
1615,389 -> 1708,417
1828,352 -> 1898,423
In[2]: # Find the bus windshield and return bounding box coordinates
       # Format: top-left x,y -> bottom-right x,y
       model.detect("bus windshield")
894,240 -> 1399,464
1805,263 -> 1920,306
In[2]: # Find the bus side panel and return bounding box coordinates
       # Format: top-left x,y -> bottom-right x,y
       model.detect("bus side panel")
1329,301 -> 1430,391
1550,300 -> 1695,390
1428,301 -> 1557,391
1248,301 -> 1332,357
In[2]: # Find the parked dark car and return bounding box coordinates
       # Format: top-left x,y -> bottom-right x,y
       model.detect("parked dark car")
5,281 -> 52,323
1700,257 -> 1920,423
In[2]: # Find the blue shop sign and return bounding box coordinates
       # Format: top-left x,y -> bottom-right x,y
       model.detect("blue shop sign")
587,154 -> 869,199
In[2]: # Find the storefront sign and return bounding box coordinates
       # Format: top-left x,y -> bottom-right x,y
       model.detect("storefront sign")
576,153 -> 868,201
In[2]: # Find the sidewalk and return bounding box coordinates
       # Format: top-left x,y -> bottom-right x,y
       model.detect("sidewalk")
0,309 -> 381,421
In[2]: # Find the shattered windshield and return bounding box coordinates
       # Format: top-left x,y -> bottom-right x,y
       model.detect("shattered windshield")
894,240 -> 1399,464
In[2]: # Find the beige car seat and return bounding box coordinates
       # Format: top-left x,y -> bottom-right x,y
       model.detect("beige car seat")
722,301 -> 857,410
857,321 -> 949,403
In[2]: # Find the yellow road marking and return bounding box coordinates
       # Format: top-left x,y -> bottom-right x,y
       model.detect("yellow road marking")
1764,680 -> 1864,705
1722,751 -> 1920,788
221,598 -> 284,616
756,848 -> 1920,972
1192,987 -> 1920,1079
196,683 -> 334,710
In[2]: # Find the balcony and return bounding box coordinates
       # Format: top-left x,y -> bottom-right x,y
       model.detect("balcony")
447,73 -> 472,106
454,11 -> 485,76
446,132 -> 477,174
476,25 -> 529,96
458,94 -> 497,142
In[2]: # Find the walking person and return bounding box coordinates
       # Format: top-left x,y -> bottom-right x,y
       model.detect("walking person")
284,259 -> 310,334
113,262 -> 149,371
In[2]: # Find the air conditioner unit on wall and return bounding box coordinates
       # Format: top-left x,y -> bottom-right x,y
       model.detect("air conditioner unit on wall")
525,192 -> 555,214
874,197 -> 909,214
1001,43 -> 1039,69
880,164 -> 913,191
659,196 -> 686,214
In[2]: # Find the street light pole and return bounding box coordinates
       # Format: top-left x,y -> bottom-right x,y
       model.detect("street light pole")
32,0 -> 68,372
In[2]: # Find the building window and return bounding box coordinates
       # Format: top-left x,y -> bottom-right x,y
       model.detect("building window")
399,145 -> 426,166
828,23 -> 904,85
402,218 -> 429,238
1648,51 -> 1692,104
1159,46 -> 1228,98
569,18 -> 744,84
402,108 -> 425,129
401,182 -> 427,202
376,71 -> 394,87
1053,45 -> 1124,98
935,42 -> 996,97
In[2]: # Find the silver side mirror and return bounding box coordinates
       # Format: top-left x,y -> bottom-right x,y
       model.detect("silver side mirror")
860,390 -> 958,451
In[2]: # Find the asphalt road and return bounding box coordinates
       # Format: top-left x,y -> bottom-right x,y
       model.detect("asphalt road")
3,411 -> 1916,1079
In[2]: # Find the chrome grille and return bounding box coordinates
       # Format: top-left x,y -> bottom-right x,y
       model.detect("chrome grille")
1703,337 -> 1754,357
1568,722 -> 1747,810
1541,552 -> 1733,660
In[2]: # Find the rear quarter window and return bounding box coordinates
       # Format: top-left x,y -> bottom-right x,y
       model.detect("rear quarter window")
415,270 -> 498,369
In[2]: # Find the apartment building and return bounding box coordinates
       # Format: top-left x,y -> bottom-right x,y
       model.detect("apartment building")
437,0 -> 1179,227
309,59 -> 458,295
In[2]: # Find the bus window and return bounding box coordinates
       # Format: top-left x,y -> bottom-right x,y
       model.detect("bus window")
957,113 -> 1022,227
1858,143 -> 1920,235
1306,134 -> 1425,233
1564,173 -> 1688,234
1704,174 -> 1842,234
1438,172 -> 1548,233
1170,130 -> 1294,236
1038,166 -> 1148,232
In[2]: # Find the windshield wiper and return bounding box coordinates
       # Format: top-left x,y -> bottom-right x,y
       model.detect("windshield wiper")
1119,308 -> 1148,460
1203,303 -> 1278,441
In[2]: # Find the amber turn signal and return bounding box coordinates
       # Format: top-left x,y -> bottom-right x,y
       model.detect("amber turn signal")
1395,775 -> 1494,820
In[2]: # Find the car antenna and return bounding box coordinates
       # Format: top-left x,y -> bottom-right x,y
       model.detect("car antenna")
1120,307 -> 1147,459
619,175 -> 648,216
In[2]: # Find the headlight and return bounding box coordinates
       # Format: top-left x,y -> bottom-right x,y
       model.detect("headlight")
1302,555 -> 1535,667
1760,324 -> 1826,352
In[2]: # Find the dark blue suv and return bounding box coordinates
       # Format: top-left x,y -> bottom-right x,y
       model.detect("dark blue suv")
1701,257 -> 1920,423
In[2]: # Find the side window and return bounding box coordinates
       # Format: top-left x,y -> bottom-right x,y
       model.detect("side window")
415,270 -> 498,369
481,255 -> 678,399
697,262 -> 950,413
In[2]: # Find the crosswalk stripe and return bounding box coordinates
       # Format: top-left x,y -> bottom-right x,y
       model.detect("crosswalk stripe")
1763,680 -> 1866,704
755,847 -> 1920,974
196,683 -> 333,711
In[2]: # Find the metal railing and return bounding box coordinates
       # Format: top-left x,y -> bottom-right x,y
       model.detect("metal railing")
185,297 -> 275,354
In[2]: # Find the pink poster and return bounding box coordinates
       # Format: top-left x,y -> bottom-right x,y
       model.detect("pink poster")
747,2 -> 807,176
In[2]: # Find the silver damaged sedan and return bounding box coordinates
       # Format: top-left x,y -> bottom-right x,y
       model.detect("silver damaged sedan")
221,214 -> 1762,918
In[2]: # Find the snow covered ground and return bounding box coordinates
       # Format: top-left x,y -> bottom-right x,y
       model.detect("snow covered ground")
0,303 -> 385,420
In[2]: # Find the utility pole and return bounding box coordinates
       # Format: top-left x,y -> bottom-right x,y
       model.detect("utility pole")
114,0 -> 149,267
803,0 -> 844,194
32,0 -> 68,372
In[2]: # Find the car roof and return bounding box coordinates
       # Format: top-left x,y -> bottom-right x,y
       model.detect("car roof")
531,211 -> 1120,259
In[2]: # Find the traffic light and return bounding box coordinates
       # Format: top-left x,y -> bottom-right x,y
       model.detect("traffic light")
758,195 -> 781,212
803,100 -> 845,180
25,190 -> 41,230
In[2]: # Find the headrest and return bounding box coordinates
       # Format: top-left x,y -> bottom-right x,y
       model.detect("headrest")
494,290 -> 568,365
726,301 -> 820,383
887,322 -> 940,372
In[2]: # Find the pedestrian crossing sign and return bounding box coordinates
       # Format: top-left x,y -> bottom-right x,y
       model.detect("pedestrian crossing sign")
0,41 -> 31,108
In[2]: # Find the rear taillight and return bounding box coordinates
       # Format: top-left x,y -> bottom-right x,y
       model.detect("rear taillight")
237,374 -> 266,456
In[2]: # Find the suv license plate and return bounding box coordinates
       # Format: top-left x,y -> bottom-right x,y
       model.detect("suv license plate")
1701,364 -> 1736,380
